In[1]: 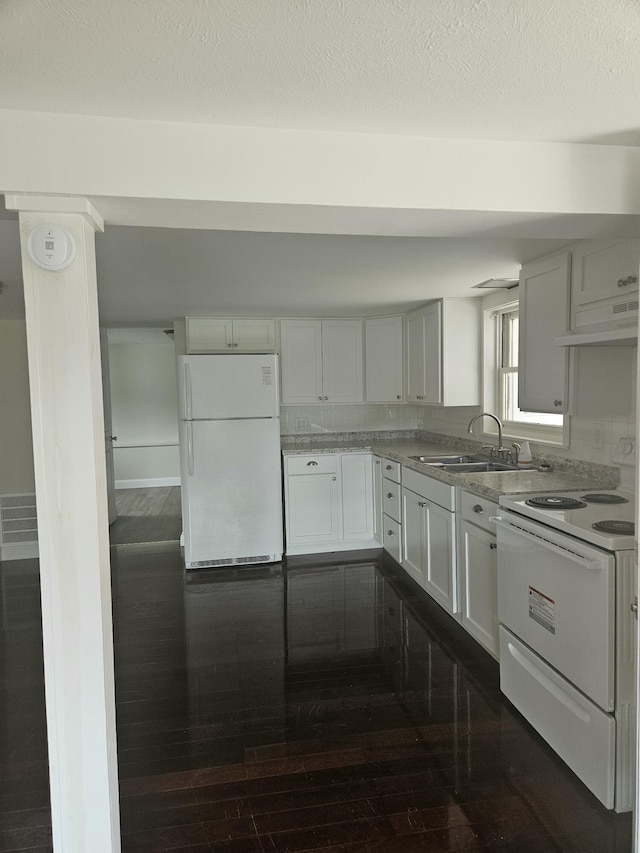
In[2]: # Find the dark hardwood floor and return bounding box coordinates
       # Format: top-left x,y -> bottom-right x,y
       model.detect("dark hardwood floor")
0,544 -> 633,852
109,487 -> 182,545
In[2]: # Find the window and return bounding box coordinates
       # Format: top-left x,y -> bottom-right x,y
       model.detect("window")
486,301 -> 566,445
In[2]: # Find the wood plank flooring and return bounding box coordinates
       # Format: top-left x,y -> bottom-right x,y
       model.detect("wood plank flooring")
0,544 -> 633,851
110,487 -> 182,545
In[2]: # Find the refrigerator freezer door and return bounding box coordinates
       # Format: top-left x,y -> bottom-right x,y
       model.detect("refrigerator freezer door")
179,354 -> 279,420
180,417 -> 283,567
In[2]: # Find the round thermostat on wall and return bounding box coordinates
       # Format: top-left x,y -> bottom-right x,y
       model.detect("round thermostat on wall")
27,224 -> 77,271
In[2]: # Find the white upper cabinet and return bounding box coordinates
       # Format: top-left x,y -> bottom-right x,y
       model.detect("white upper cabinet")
365,316 -> 404,402
405,299 -> 480,406
571,240 -> 640,308
280,319 -> 363,404
186,317 -> 276,353
519,251 -> 571,414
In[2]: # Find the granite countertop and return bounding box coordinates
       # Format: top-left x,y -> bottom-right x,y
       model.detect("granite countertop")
281,436 -> 618,502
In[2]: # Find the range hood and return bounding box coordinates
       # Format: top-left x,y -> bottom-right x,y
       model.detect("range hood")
555,327 -> 637,347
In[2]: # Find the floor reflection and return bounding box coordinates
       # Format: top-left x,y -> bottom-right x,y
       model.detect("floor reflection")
0,546 -> 633,852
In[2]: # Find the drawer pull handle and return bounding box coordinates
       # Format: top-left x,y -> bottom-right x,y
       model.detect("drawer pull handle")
473,504 -> 484,514
306,460 -> 318,467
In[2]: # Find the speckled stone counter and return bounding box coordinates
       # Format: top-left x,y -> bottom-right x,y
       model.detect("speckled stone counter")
281,433 -> 619,502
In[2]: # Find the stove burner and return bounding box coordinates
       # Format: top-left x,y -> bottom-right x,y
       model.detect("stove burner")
525,496 -> 588,510
582,493 -> 629,505
592,520 -> 635,535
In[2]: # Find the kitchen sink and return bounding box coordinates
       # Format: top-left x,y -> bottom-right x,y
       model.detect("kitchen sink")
440,461 -> 518,473
408,454 -> 519,473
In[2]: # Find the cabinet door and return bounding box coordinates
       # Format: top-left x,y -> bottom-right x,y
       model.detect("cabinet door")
280,320 -> 323,404
405,310 -> 427,401
341,453 -> 373,541
322,320 -> 364,403
285,472 -> 341,547
232,319 -> 276,352
421,302 -> 443,404
519,251 -> 571,414
186,318 -> 233,352
423,502 -> 456,614
571,240 -> 640,307
401,487 -> 426,586
365,316 -> 404,402
372,457 -> 384,544
459,521 -> 498,657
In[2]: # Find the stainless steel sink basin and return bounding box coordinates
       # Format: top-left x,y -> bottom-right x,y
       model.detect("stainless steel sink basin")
408,454 -> 479,464
408,454 -> 519,473
440,461 -> 518,473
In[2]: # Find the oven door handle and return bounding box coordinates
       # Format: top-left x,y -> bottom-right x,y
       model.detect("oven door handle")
490,516 -> 603,571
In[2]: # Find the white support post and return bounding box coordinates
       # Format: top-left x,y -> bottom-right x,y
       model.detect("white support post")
9,196 -> 121,852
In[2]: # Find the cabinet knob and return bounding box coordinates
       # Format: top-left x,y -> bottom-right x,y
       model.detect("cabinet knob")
396,395 -> 402,400
553,399 -> 563,407
324,396 -> 329,401
386,493 -> 393,499
490,542 -> 497,550
233,342 -> 239,348
385,465 -> 392,470
227,343 -> 233,348
387,530 -> 394,536
306,460 -> 318,467
472,504 -> 483,514
332,476 -> 337,481
375,460 -> 380,465
317,396 -> 323,401
418,501 -> 426,508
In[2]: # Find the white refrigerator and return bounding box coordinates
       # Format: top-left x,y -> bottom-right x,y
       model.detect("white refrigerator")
177,353 -> 283,569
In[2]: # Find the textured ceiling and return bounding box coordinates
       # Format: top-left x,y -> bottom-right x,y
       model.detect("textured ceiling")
1,0 -> 639,144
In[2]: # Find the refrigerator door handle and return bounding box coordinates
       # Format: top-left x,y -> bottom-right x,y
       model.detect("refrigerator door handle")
187,421 -> 195,477
184,362 -> 193,421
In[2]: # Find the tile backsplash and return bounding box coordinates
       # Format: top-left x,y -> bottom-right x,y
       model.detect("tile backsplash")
281,403 -> 636,470
280,404 -> 419,435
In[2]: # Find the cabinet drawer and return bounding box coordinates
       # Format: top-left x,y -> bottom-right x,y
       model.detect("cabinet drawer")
460,491 -> 498,534
383,514 -> 402,563
402,467 -> 455,511
380,458 -> 401,483
286,455 -> 339,476
382,478 -> 401,523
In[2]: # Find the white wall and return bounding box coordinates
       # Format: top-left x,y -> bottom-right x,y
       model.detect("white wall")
108,338 -> 180,487
0,317 -> 35,494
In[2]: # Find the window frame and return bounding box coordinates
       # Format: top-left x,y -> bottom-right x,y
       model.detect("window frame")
483,293 -> 569,448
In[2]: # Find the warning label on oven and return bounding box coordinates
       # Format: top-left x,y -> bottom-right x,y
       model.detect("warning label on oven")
528,586 -> 556,634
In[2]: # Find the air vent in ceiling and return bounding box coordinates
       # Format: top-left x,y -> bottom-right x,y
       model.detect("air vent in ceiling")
472,278 -> 519,290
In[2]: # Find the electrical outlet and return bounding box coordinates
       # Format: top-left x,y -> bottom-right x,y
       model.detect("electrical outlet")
592,423 -> 604,450
295,417 -> 309,431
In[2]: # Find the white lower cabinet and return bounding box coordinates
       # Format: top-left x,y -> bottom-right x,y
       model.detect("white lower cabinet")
284,452 -> 375,555
457,492 -> 499,658
400,467 -> 456,615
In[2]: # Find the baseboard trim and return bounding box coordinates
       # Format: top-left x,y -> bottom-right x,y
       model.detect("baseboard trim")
0,541 -> 39,561
115,478 -> 181,489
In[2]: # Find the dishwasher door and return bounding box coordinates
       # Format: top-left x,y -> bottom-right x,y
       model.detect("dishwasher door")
496,511 -> 615,712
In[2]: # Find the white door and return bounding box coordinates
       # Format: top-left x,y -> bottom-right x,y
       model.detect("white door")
401,487 -> 425,586
405,310 -> 426,401
571,239 -> 640,306
99,329 -> 117,525
280,320 -> 323,404
182,417 -> 283,566
422,302 -> 442,404
364,316 -> 404,402
179,354 -> 279,419
286,471 -> 341,546
232,319 -> 276,351
322,319 -> 364,403
341,453 -> 373,541
459,521 -> 498,656
423,501 -> 455,614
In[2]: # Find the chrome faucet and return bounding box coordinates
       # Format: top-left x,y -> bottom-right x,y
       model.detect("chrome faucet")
467,412 -> 505,457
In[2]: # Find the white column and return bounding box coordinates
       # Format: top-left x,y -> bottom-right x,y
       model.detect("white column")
8,196 -> 121,852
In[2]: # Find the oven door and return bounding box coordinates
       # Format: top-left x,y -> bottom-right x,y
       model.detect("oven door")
496,510 -> 615,712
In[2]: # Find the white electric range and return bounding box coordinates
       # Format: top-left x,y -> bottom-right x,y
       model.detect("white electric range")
495,443 -> 637,813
